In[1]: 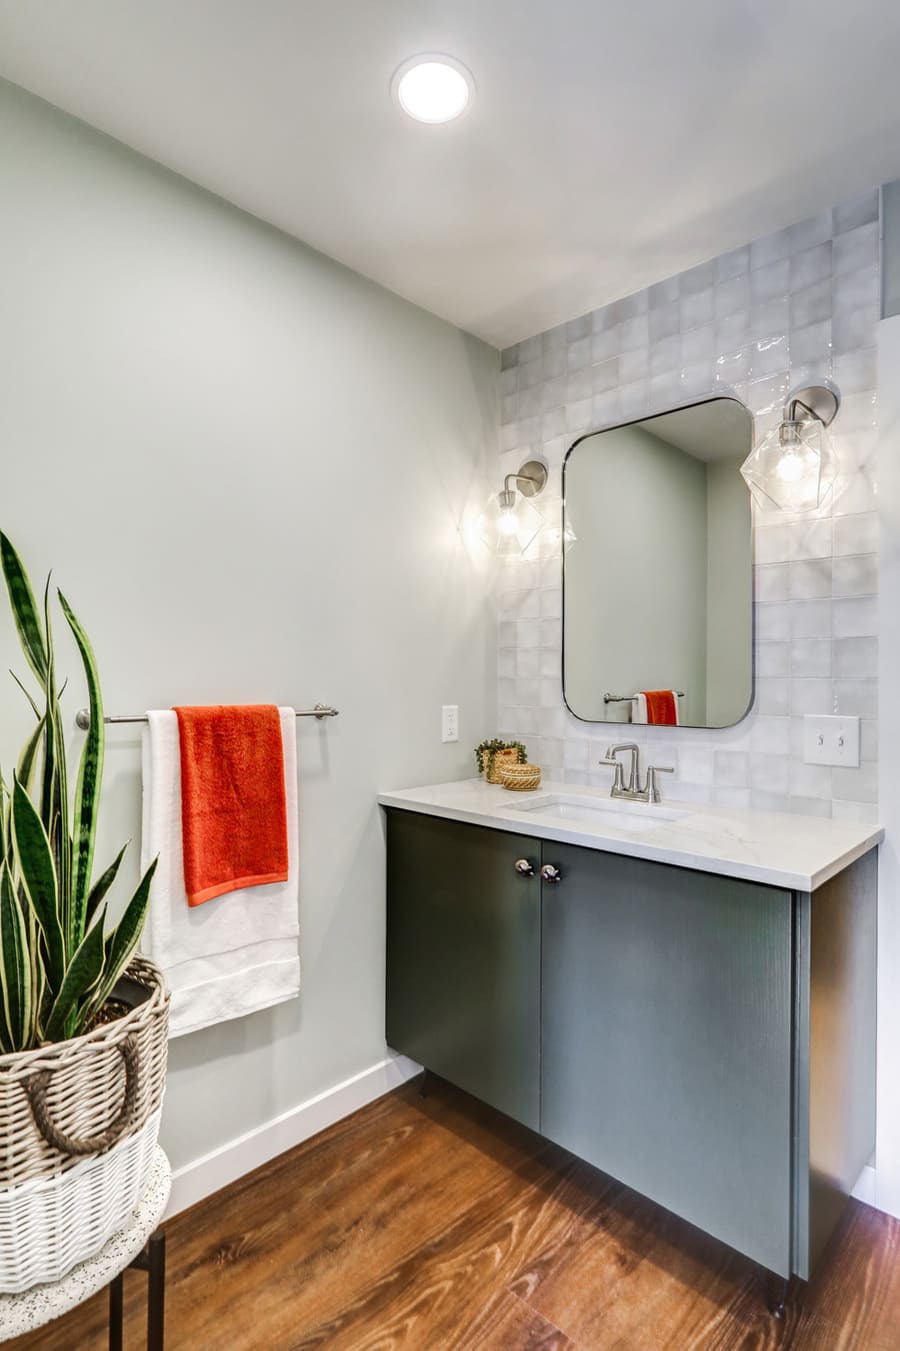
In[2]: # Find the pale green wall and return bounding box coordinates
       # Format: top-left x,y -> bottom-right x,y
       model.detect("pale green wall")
0,78 -> 498,1176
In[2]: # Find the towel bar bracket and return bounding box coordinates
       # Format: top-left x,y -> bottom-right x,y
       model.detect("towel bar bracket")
75,704 -> 339,731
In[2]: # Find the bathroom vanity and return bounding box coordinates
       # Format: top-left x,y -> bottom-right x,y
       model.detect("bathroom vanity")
380,780 -> 881,1281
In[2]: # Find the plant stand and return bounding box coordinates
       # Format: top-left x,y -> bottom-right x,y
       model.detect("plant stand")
0,1147 -> 170,1347
109,1227 -> 166,1351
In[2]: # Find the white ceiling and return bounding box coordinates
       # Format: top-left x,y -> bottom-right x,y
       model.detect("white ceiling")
1,0 -> 900,348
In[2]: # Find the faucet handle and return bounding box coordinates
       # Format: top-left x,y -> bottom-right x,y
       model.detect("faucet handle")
645,765 -> 674,803
599,756 -> 625,792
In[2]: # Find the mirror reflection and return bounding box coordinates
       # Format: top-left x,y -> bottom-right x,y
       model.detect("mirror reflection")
563,397 -> 754,729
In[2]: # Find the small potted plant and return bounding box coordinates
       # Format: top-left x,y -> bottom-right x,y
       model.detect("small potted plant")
0,533 -> 169,1294
474,737 -> 528,784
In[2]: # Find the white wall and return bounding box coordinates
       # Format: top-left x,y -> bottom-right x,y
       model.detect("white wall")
0,80 -> 498,1193
876,313 -> 900,1219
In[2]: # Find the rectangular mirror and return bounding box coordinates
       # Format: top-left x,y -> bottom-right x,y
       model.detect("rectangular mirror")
562,396 -> 754,729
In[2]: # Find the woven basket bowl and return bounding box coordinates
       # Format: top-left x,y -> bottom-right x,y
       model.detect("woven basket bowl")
483,747 -> 521,784
499,763 -> 542,791
0,956 -> 169,1292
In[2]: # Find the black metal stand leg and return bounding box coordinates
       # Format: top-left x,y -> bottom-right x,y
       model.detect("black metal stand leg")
419,1068 -> 429,1099
112,1226 -> 167,1350
109,1272 -> 124,1351
146,1230 -> 166,1351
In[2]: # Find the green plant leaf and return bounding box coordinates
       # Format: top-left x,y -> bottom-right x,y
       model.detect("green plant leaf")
0,861 -> 32,1050
9,669 -> 40,719
0,776 -> 8,871
0,532 -> 48,684
58,590 -> 104,948
11,776 -> 65,991
16,715 -> 46,793
45,907 -> 107,1042
43,580 -> 69,893
84,843 -> 128,931
86,858 -> 157,1020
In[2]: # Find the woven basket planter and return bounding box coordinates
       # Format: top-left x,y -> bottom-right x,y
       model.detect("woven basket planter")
481,747 -> 522,784
0,956 -> 169,1294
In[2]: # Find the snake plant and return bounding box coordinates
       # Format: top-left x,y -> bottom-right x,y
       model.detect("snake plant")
0,533 -> 157,1053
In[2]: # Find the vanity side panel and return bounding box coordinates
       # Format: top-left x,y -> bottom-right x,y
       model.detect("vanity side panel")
541,845 -> 794,1275
385,810 -> 542,1130
796,849 -> 878,1279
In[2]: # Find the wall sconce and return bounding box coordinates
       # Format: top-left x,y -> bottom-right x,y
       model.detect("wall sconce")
740,383 -> 841,513
478,458 -> 548,555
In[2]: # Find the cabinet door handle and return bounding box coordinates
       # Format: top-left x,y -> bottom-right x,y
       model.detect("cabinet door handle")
541,864 -> 562,884
514,858 -> 536,877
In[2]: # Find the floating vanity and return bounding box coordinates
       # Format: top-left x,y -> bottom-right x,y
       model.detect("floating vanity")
379,779 -> 881,1281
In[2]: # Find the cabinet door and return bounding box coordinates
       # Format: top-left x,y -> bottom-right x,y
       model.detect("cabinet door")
541,844 -> 794,1275
386,811 -> 541,1130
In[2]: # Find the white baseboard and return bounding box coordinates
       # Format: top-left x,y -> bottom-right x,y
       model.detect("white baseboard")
852,1163 -> 877,1206
165,1052 -> 421,1218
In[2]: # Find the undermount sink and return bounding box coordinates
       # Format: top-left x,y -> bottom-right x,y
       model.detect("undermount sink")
510,792 -> 689,830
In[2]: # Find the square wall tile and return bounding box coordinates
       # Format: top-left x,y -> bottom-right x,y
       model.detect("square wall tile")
791,241 -> 832,291
833,637 -> 878,679
789,559 -> 832,599
833,191 -> 879,235
833,220 -> 879,276
833,596 -> 878,638
832,554 -> 877,597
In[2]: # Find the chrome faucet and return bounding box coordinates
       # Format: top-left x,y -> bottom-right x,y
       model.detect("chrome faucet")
601,744 -> 674,804
601,743 -> 640,795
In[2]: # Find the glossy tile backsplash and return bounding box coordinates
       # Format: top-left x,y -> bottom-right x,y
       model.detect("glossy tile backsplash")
496,191 -> 880,821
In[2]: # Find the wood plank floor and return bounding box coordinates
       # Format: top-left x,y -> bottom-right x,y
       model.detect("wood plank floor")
8,1074 -> 900,1350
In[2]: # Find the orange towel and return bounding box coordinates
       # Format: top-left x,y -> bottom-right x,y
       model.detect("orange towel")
643,690 -> 679,726
173,705 -> 289,907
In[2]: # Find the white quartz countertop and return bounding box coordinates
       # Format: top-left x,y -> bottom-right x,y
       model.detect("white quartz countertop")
378,778 -> 883,892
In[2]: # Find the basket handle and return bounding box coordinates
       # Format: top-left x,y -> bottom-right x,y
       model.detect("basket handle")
22,1035 -> 140,1157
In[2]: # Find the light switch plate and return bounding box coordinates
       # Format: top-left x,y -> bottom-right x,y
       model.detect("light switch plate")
803,714 -> 860,768
441,705 -> 459,743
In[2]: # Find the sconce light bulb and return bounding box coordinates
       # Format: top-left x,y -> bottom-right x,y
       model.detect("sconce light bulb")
776,447 -> 805,483
498,505 -> 519,536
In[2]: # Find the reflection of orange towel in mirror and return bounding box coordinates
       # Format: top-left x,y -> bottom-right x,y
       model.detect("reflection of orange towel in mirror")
643,690 -> 678,725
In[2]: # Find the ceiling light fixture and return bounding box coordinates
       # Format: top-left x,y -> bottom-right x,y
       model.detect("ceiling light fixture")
392,55 -> 474,124
740,383 -> 841,513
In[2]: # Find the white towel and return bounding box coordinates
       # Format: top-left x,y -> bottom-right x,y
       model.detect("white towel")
140,707 -> 300,1038
631,692 -> 681,726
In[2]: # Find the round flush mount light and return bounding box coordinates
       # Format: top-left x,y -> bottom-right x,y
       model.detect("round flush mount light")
391,54 -> 474,123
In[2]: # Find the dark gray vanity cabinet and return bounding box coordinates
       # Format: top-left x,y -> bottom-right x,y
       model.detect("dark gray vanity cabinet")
384,809 -> 876,1281
386,810 -> 541,1130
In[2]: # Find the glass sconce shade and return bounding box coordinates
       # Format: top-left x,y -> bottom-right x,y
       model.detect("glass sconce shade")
740,417 -> 838,513
477,488 -> 544,555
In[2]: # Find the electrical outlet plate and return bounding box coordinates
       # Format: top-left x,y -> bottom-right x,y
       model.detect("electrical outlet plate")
803,714 -> 860,768
441,705 -> 459,743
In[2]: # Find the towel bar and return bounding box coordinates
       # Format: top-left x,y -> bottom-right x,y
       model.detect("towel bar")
75,704 -> 339,730
603,691 -> 685,704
